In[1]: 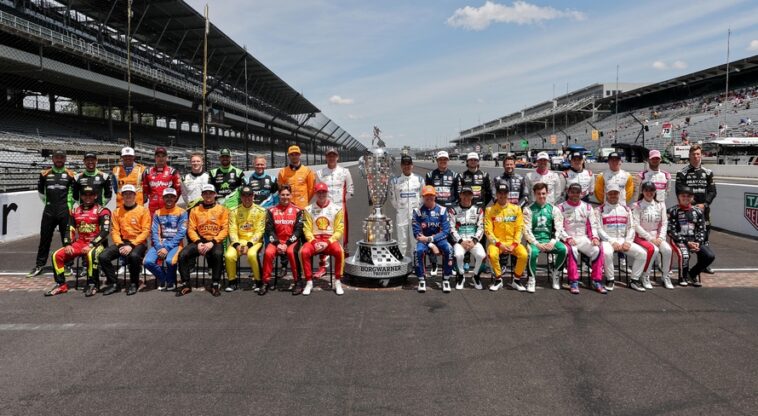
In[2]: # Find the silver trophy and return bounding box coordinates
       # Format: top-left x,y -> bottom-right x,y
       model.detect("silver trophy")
345,128 -> 412,281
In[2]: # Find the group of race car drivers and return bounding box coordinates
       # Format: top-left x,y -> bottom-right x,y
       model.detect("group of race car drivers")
392,144 -> 716,294
31,141 -> 716,297
33,144 -> 352,297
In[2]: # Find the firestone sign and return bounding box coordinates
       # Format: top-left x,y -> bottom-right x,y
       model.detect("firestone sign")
745,193 -> 758,231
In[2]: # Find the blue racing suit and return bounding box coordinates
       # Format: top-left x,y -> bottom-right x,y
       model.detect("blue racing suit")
412,204 -> 453,279
144,206 -> 188,286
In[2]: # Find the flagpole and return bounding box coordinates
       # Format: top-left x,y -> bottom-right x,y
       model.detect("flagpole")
202,4 -> 209,169
127,0 -> 133,147
721,28 -> 731,138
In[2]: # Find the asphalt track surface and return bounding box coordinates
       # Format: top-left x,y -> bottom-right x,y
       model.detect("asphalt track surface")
1,164 -> 758,416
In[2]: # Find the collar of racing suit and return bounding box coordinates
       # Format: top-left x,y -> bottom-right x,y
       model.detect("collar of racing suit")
678,204 -> 692,210
83,169 -> 100,176
288,164 -> 301,171
317,200 -> 330,208
251,171 -> 266,178
123,203 -> 137,211
190,170 -> 205,177
202,201 -> 216,209
52,166 -> 67,174
536,168 -> 548,175
566,199 -> 581,207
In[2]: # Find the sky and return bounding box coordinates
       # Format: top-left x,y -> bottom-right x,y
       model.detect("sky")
185,0 -> 758,149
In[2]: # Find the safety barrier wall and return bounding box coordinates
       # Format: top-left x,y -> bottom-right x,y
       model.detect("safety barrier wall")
417,161 -> 758,238
0,162 -> 358,243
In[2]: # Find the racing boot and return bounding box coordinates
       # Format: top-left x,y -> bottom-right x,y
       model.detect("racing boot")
472,273 -> 483,290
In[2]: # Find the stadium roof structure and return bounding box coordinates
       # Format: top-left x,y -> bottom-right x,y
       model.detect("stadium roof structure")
454,55 -> 758,149
607,54 -> 758,111
65,0 -> 318,116
453,82 -> 645,144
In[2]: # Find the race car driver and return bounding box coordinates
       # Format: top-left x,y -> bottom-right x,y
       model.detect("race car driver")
261,185 -> 305,296
299,182 -> 346,296
485,182 -> 528,292
412,185 -> 453,293
46,185 -> 111,297
224,186 -> 266,292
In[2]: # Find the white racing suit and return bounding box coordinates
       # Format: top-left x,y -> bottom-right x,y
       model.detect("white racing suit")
389,173 -> 424,258
317,165 -> 354,247
596,202 -> 647,282
525,169 -> 565,205
632,199 -> 672,281
448,204 -> 486,274
558,200 -> 604,283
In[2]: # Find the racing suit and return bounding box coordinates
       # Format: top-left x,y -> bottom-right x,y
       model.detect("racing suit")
112,163 -> 147,209
99,204 -> 151,287
247,171 -> 278,208
597,202 -> 647,282
300,200 -> 345,281
73,169 -> 112,207
277,164 -> 316,209
262,203 -> 304,283
558,200 -> 603,283
412,204 -> 453,279
639,168 -> 671,203
178,202 -> 229,284
181,171 -> 209,209
632,199 -> 672,281
144,206 -> 187,287
667,204 -> 715,282
492,171 -> 528,207
563,168 -> 595,202
448,203 -> 485,275
225,203 -> 266,283
52,204 -> 111,286
484,202 -> 528,279
389,173 -> 424,258
210,165 -> 245,207
594,169 -> 634,205
316,165 -> 354,247
456,169 -> 492,208
523,202 -> 567,279
425,168 -> 459,209
675,164 -> 716,242
144,166 -> 182,215
525,169 -> 565,205
35,166 -> 75,268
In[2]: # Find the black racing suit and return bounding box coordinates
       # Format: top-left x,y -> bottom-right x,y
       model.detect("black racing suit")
675,164 -> 716,242
35,167 -> 76,268
247,171 -> 278,207
456,169 -> 492,208
492,171 -> 528,208
209,165 -> 245,202
425,169 -> 459,209
73,169 -> 113,206
667,204 -> 715,281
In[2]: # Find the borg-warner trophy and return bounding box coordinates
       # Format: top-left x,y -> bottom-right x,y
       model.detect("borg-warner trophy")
345,132 -> 412,281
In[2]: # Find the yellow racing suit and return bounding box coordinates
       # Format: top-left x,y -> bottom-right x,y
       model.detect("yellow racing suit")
224,203 -> 266,281
484,202 -> 528,278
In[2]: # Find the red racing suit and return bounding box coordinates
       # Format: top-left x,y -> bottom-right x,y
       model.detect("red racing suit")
143,165 -> 182,215
52,204 -> 111,284
262,203 -> 304,282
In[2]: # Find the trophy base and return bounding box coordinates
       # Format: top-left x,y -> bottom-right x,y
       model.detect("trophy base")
345,240 -> 412,280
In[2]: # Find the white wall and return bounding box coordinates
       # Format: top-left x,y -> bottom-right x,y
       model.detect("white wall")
709,183 -> 758,238
417,161 -> 758,238
0,191 -> 45,243
0,161 -> 360,243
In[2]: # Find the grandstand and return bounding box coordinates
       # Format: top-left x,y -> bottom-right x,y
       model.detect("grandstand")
452,55 -> 758,162
0,0 -> 366,192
